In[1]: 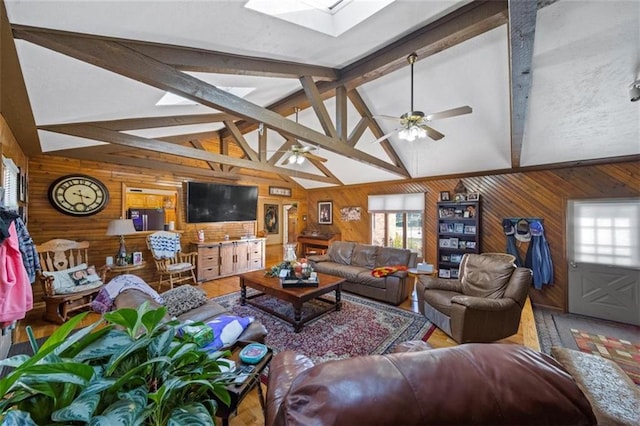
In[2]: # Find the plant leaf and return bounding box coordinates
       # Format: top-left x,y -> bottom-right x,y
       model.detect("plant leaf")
0,409 -> 39,426
167,402 -> 216,426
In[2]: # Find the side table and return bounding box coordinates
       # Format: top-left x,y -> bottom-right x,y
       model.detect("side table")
407,267 -> 437,302
217,341 -> 273,426
106,261 -> 146,277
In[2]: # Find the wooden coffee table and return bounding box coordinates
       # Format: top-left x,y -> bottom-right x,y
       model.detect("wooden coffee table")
239,270 -> 345,332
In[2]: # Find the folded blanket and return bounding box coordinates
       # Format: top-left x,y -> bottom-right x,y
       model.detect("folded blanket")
90,274 -> 163,313
371,265 -> 408,278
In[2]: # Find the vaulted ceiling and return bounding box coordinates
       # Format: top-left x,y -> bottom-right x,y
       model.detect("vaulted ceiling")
3,0 -> 639,189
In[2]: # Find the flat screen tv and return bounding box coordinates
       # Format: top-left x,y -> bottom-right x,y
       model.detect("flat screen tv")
186,182 -> 258,223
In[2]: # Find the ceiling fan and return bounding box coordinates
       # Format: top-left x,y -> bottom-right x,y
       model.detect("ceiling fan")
372,52 -> 472,143
279,108 -> 328,165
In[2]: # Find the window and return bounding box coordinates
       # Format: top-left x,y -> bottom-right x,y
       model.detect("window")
569,198 -> 640,268
2,156 -> 19,208
369,193 -> 424,257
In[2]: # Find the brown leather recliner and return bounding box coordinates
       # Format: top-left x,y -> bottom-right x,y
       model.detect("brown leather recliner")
417,253 -> 532,343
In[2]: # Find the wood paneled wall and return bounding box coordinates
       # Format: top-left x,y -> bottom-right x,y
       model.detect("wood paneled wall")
0,114 -> 28,188
307,161 -> 640,311
26,155 -> 307,303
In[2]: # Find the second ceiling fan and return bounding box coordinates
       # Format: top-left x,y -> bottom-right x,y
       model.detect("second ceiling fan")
373,52 -> 472,143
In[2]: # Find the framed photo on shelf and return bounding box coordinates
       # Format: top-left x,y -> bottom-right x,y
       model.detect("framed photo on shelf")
441,255 -> 450,262
450,253 -> 463,263
133,252 -> 143,265
439,223 -> 448,233
458,241 -> 467,250
439,269 -> 451,278
467,192 -> 480,201
466,241 -> 476,249
449,237 -> 459,249
464,225 -> 477,235
318,201 -> 333,225
453,223 -> 464,233
451,268 -> 459,279
440,191 -> 450,201
439,238 -> 451,248
269,186 -> 292,197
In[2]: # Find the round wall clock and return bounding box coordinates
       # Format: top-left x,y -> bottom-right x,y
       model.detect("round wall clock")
48,174 -> 109,216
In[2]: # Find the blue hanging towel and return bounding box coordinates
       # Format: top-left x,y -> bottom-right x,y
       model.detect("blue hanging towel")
502,219 -> 523,267
526,220 -> 553,289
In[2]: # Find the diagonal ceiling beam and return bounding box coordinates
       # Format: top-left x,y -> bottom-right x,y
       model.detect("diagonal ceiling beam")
190,139 -> 222,172
224,0 -> 508,138
300,75 -> 338,139
508,0 -> 537,167
39,123 -> 338,184
347,89 -> 407,172
223,120 -> 259,161
13,25 -> 407,178
51,146 -> 240,180
347,117 -> 370,147
80,113 -> 235,131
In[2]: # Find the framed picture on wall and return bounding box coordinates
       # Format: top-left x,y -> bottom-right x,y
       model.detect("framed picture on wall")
264,204 -> 279,234
318,201 -> 333,225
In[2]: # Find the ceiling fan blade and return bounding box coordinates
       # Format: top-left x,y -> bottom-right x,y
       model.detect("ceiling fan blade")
373,114 -> 401,121
371,128 -> 400,144
298,145 -> 316,153
425,106 -> 472,121
420,125 -> 445,141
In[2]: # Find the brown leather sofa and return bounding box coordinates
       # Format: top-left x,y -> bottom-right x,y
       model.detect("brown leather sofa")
113,288 -> 267,343
266,344 -> 640,426
417,253 -> 531,343
308,241 -> 417,305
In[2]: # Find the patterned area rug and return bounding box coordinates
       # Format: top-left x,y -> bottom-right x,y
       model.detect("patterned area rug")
213,290 -> 435,364
571,329 -> 640,385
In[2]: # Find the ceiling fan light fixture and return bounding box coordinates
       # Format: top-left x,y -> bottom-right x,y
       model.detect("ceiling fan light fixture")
399,125 -> 426,142
296,155 -> 306,165
288,154 -> 298,164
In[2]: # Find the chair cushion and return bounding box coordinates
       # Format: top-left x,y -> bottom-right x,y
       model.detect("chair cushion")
167,262 -> 193,272
161,285 -> 208,317
42,263 -> 103,295
375,246 -> 411,268
460,254 -> 515,298
422,289 -> 461,317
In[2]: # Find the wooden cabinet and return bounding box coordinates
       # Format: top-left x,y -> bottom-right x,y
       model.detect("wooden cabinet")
192,238 -> 265,282
436,201 -> 481,279
196,244 -> 220,282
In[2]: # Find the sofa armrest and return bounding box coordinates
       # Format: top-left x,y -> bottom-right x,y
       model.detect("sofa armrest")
266,351 -> 315,426
451,295 -> 516,311
307,254 -> 330,263
551,347 -> 640,426
418,276 -> 463,292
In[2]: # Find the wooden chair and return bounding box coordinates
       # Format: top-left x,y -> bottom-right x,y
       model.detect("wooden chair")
146,231 -> 197,290
36,239 -> 107,324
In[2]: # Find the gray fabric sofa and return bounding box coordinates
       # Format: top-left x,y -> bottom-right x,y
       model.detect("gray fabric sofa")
308,241 -> 417,305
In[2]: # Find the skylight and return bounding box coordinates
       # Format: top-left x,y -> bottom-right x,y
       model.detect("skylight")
244,0 -> 395,37
156,87 -> 256,106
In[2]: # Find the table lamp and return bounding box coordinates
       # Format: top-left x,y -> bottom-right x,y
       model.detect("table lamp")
106,218 -> 137,266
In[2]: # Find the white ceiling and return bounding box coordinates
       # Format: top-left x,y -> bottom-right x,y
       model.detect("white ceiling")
5,0 -> 640,188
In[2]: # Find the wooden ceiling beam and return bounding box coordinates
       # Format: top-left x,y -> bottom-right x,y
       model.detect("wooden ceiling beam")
347,117 -> 370,147
335,86 -> 348,142
224,1 -> 508,137
13,25 -> 406,178
347,89 -> 408,173
51,147 -> 240,180
119,39 -> 339,80
300,75 -> 338,139
223,120 -> 259,161
78,113 -> 235,131
189,139 -> 222,172
508,0 -> 537,168
268,138 -> 295,166
39,123 -> 338,184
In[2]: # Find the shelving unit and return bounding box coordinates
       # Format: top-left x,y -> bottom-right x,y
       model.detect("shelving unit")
436,200 -> 481,279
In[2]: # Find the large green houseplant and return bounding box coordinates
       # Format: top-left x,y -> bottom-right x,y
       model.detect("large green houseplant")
0,303 -> 232,425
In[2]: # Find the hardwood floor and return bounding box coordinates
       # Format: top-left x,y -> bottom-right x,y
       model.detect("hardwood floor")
13,245 -> 539,426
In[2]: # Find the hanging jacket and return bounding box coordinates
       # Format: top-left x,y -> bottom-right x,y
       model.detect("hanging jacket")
0,221 -> 33,322
0,210 -> 40,283
503,219 -> 524,267
526,220 -> 554,289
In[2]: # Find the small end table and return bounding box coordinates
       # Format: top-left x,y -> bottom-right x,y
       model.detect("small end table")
407,267 -> 437,302
216,341 -> 273,426
106,261 -> 146,277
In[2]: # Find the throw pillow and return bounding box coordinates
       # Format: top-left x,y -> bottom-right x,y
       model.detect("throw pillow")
371,265 -> 408,278
161,285 -> 208,317
42,263 -> 104,294
202,315 -> 254,351
68,265 -> 101,286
